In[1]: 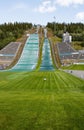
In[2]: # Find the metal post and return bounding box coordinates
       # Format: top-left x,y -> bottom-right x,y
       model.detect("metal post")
54,16 -> 56,35
64,23 -> 66,33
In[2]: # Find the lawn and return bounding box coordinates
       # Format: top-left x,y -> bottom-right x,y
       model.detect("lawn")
0,70 -> 84,130
62,64 -> 84,70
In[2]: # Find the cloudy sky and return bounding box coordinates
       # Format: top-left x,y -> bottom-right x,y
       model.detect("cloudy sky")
0,0 -> 84,25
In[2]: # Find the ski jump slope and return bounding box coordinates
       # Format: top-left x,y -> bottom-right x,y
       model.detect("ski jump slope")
40,38 -> 54,71
10,34 -> 54,71
11,34 -> 39,71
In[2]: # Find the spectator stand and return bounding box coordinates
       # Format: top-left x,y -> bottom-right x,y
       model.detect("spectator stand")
0,42 -> 21,69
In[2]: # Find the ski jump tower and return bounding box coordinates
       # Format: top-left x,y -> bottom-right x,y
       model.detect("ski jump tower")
44,28 -> 47,38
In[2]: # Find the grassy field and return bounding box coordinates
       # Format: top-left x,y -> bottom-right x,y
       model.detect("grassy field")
72,41 -> 84,50
0,70 -> 84,130
62,64 -> 84,70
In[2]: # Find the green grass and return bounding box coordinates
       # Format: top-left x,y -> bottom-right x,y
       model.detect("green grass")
0,70 -> 84,130
36,38 -> 44,71
49,36 -> 62,44
72,41 -> 84,50
62,64 -> 84,70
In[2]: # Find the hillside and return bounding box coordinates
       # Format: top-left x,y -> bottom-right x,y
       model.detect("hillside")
0,70 -> 84,130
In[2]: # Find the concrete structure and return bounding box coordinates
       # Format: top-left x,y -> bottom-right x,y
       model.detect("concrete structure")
0,42 -> 21,69
57,41 -> 84,65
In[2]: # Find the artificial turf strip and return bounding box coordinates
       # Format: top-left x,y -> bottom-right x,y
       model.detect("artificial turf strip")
0,70 -> 84,130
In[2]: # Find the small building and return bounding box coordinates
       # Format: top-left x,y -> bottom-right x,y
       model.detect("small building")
63,32 -> 72,43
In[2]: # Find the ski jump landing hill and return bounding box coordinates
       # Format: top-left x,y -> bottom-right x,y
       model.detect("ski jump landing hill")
11,34 -> 39,71
10,33 -> 54,72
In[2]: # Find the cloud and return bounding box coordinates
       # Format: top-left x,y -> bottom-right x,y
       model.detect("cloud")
56,0 -> 71,6
55,0 -> 84,6
43,1 -> 51,6
34,0 -> 56,13
34,0 -> 84,13
76,12 -> 84,20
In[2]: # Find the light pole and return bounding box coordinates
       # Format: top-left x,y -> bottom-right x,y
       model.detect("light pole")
64,22 -> 66,33
54,16 -> 56,35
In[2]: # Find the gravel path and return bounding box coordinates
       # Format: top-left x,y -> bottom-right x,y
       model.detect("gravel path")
64,70 -> 84,79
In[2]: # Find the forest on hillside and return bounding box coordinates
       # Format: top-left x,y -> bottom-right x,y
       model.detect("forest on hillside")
47,22 -> 84,42
0,22 -> 32,50
0,22 -> 84,50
